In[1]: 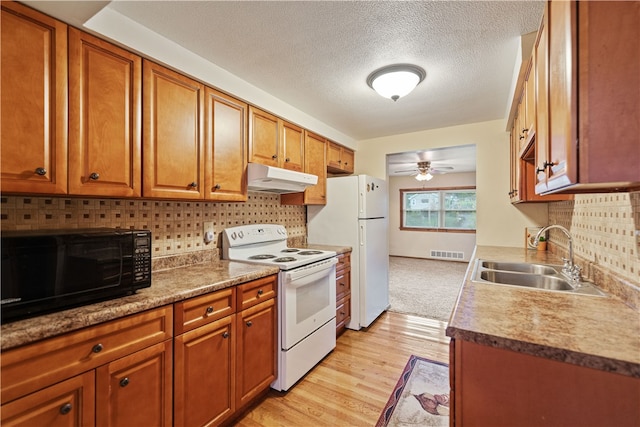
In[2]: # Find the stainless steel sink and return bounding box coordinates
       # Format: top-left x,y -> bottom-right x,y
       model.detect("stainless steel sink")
479,270 -> 573,291
480,261 -> 559,275
473,259 -> 605,296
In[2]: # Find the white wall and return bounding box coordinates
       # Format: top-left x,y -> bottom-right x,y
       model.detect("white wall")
389,173 -> 477,261
355,119 -> 548,248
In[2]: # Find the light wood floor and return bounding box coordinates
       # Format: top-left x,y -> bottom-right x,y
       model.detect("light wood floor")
234,312 -> 450,426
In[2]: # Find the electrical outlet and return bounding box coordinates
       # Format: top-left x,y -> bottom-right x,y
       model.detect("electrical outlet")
203,221 -> 214,244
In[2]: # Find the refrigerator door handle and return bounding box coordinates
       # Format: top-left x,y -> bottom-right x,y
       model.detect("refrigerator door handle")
359,224 -> 364,246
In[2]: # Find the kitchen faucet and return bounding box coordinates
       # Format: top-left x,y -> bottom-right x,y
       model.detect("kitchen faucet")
535,225 -> 582,286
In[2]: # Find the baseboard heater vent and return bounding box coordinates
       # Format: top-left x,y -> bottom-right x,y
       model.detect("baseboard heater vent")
430,250 -> 464,260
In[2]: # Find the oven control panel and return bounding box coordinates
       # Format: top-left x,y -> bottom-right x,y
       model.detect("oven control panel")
223,224 -> 287,247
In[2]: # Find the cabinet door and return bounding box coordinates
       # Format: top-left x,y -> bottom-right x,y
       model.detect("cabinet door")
341,148 -> 355,174
281,121 -> 304,171
205,87 -> 247,201
0,2 -> 67,195
248,106 -> 279,167
534,10 -> 550,194
236,298 -> 277,409
302,132 -> 327,205
524,61 -> 536,141
1,372 -> 95,427
326,142 -> 342,170
68,28 -> 142,197
96,340 -> 172,427
174,316 -> 235,427
143,60 -> 204,199
546,0 -> 578,190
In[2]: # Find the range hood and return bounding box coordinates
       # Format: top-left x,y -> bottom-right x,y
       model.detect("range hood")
247,163 -> 318,194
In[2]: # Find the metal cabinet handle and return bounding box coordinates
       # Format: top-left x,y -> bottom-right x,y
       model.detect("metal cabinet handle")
35,167 -> 47,176
338,159 -> 342,164
536,161 -> 555,175
222,331 -> 229,339
92,343 -> 103,353
246,321 -> 253,327
272,154 -> 278,160
206,306 -> 214,314
119,377 -> 130,387
339,282 -> 345,287
285,158 -> 290,162
89,172 -> 100,180
257,289 -> 264,296
214,184 -> 221,190
189,182 -> 197,188
59,403 -> 72,415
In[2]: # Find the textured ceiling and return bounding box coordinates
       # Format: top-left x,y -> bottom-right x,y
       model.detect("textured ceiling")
23,0 -> 544,172
91,1 -> 543,141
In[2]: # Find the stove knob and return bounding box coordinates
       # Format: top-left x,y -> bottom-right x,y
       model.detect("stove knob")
238,231 -> 244,238
231,232 -> 237,240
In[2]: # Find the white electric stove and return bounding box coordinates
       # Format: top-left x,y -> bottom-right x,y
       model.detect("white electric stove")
222,224 -> 337,391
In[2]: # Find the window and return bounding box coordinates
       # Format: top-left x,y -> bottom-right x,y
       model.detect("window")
401,187 -> 476,231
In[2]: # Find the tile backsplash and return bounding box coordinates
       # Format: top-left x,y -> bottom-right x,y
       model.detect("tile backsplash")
1,193 -> 306,262
548,191 -> 639,289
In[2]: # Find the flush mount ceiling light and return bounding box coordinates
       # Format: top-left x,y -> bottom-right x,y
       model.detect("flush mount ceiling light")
367,64 -> 426,101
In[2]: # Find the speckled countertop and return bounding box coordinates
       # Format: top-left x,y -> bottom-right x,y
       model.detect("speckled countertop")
446,246 -> 640,378
1,260 -> 279,351
305,244 -> 352,255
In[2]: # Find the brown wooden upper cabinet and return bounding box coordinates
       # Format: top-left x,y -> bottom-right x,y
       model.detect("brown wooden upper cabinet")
1,2 -> 68,195
143,60 -> 205,199
281,131 -> 327,205
327,141 -> 354,174
248,106 -> 304,171
68,28 -> 142,197
204,88 -> 248,201
535,0 -> 640,194
508,29 -> 570,204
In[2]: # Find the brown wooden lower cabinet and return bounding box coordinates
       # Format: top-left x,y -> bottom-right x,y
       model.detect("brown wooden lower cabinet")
1,275 -> 278,427
451,339 -> 640,426
174,315 -> 236,427
335,251 -> 352,336
96,340 -> 173,427
1,371 -> 95,427
174,274 -> 278,427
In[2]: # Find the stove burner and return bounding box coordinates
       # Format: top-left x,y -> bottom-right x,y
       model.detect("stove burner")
298,250 -> 323,256
248,254 -> 277,260
273,257 -> 297,263
281,249 -> 300,253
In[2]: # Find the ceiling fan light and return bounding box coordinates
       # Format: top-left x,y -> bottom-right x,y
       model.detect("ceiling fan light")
367,64 -> 426,101
415,172 -> 433,181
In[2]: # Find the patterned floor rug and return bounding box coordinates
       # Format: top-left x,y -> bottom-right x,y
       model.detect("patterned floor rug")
376,355 -> 450,427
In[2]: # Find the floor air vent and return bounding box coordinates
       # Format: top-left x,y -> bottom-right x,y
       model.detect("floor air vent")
430,250 -> 464,260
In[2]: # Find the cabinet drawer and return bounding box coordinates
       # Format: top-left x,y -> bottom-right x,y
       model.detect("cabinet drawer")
174,288 -> 235,335
336,253 -> 351,275
237,275 -> 277,311
1,306 -> 172,404
336,295 -> 351,334
336,269 -> 351,301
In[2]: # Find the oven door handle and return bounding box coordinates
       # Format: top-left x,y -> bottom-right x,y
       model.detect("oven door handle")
283,257 -> 337,284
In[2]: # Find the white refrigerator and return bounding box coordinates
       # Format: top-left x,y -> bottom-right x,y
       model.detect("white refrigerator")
307,175 -> 389,330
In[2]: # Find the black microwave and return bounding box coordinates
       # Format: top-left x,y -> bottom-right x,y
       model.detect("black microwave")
1,228 -> 151,322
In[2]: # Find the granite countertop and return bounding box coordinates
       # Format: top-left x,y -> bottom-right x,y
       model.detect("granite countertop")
305,243 -> 352,255
446,246 -> 640,378
1,260 -> 279,351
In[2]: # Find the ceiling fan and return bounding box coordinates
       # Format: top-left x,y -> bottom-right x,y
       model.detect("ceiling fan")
393,161 -> 453,181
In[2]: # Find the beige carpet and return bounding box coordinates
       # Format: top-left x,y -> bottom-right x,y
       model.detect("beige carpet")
388,256 -> 469,323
